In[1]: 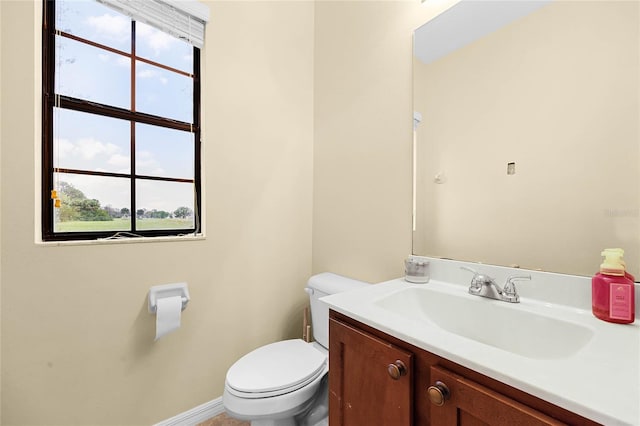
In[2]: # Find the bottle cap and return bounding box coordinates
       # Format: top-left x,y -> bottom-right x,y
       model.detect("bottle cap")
607,248 -> 627,269
600,248 -> 625,276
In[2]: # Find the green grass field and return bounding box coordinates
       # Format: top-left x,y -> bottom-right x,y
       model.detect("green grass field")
55,218 -> 194,232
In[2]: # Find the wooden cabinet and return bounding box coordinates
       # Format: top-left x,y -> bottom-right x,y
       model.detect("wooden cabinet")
329,311 -> 601,426
429,365 -> 563,426
329,318 -> 413,425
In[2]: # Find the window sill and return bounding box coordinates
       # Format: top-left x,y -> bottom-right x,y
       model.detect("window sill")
37,233 -> 206,247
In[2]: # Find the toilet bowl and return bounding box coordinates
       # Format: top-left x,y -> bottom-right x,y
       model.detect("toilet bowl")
223,340 -> 328,426
222,273 -> 368,426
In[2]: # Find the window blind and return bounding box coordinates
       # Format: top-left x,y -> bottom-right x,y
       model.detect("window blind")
96,0 -> 209,48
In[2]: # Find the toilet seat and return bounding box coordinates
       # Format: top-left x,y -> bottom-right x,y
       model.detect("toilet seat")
225,339 -> 327,399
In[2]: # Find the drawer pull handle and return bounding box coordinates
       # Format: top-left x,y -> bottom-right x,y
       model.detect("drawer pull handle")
427,381 -> 451,406
387,360 -> 407,380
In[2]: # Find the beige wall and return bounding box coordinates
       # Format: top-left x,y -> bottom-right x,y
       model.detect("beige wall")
0,0 -> 3,422
1,1 -> 313,424
312,0 -> 454,283
414,1 -> 640,276
0,0 -> 460,424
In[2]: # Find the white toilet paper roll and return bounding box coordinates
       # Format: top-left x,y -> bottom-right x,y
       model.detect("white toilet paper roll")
155,295 -> 183,341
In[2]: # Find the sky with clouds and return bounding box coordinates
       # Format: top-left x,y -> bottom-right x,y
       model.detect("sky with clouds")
53,0 -> 196,214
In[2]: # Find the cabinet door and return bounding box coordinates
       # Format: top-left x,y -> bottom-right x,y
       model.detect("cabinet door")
329,318 -> 413,426
428,366 -> 566,426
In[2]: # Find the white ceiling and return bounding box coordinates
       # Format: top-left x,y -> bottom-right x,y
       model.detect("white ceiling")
414,0 -> 553,65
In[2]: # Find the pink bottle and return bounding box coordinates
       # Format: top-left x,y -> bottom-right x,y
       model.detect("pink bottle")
592,249 -> 635,324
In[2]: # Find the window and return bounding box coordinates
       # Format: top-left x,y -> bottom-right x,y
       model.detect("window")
42,0 -> 207,241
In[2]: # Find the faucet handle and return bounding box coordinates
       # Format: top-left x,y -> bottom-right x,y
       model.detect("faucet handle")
502,275 -> 531,302
460,266 -> 496,293
461,266 -> 494,282
460,266 -> 479,276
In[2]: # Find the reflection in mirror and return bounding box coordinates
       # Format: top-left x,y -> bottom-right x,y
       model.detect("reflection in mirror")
413,0 -> 640,277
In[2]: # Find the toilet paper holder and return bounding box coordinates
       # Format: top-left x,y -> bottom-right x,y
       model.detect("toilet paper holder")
148,283 -> 190,314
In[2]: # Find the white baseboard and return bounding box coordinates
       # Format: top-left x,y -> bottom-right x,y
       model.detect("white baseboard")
154,396 -> 225,426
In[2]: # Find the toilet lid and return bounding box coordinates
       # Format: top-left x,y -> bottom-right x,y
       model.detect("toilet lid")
226,339 -> 327,395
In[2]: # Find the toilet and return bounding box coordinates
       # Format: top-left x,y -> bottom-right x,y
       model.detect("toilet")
223,273 -> 368,426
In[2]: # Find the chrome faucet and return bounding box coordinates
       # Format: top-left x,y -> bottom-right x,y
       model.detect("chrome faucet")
461,266 -> 530,303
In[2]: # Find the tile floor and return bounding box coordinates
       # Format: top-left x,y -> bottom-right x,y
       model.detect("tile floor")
197,412 -> 249,426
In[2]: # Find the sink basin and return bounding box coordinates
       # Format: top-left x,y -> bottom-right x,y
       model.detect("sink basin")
374,286 -> 594,359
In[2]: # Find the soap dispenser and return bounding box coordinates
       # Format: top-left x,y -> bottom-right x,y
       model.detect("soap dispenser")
592,248 -> 635,324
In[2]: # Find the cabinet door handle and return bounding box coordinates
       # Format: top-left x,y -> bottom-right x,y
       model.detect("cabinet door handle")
427,381 -> 451,406
387,360 -> 407,380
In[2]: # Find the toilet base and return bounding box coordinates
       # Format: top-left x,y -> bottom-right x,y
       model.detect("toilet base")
298,376 -> 328,426
250,419 -> 296,426
227,376 -> 328,426
249,418 -> 327,426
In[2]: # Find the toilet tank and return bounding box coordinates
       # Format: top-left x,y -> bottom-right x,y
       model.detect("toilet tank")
305,272 -> 368,349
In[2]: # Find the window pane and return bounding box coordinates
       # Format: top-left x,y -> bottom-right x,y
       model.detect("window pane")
54,173 -> 131,233
136,61 -> 192,122
136,180 -> 195,230
54,108 -> 131,174
136,124 -> 194,179
56,0 -> 131,53
136,21 -> 193,74
44,0 -> 201,241
56,35 -> 130,109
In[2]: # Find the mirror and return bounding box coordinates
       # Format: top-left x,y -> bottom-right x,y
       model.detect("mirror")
412,0 -> 640,277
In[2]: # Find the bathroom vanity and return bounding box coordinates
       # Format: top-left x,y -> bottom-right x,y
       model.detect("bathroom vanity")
322,258 -> 639,426
329,311 -> 597,425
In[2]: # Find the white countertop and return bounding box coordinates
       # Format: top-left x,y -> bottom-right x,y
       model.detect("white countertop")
321,260 -> 640,426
